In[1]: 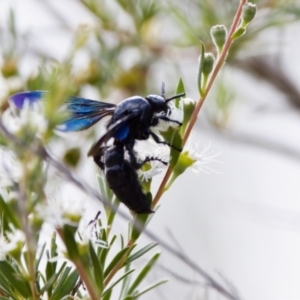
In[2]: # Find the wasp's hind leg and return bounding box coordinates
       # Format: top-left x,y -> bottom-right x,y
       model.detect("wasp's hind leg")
136,155 -> 168,169
125,143 -> 168,170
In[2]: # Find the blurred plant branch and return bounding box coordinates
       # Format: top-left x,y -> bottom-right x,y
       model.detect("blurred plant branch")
234,56 -> 300,108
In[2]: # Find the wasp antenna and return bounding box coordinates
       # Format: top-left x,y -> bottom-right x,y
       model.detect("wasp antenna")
165,92 -> 185,103
161,82 -> 166,98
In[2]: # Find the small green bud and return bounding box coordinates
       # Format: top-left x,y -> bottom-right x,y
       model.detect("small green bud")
241,3 -> 257,26
210,25 -> 227,53
1,58 -> 18,78
63,211 -> 82,224
30,212 -> 44,230
77,241 -> 89,256
181,98 -> 196,135
7,232 -> 25,262
174,151 -> 196,175
202,52 -> 215,77
183,98 -> 196,123
199,52 -> 215,93
165,151 -> 196,190
63,147 -> 81,168
231,3 -> 256,40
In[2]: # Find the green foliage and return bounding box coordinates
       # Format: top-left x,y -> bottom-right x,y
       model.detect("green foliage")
0,261 -> 32,298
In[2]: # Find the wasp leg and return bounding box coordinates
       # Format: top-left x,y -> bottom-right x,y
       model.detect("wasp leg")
157,115 -> 182,126
151,115 -> 182,128
124,143 -> 168,169
92,146 -> 109,170
133,155 -> 168,169
148,130 -> 182,152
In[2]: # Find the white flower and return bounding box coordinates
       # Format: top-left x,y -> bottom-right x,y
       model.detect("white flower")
136,144 -> 170,181
0,148 -> 22,188
0,226 -> 25,260
76,216 -> 108,249
35,197 -> 86,228
187,141 -> 222,174
3,99 -> 47,137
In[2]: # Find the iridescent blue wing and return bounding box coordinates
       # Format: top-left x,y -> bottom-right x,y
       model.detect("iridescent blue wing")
60,96 -> 116,131
8,91 -> 45,109
8,91 -> 116,132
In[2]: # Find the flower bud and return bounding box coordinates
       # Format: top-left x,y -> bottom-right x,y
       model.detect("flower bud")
231,3 -> 256,40
198,52 -> 215,94
183,98 -> 196,123
174,151 -> 196,176
181,98 -> 196,135
210,25 -> 227,53
202,52 -> 215,77
165,151 -> 196,190
63,147 -> 81,168
1,58 -> 18,78
241,3 -> 257,26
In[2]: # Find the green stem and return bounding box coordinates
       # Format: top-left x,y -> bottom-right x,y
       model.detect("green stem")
56,228 -> 100,300
104,239 -> 134,286
19,163 -> 38,300
183,0 -> 247,144
73,259 -> 100,300
152,166 -> 173,208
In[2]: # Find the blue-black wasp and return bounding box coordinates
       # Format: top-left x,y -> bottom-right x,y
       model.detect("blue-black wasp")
9,84 -> 185,213
9,83 -> 184,160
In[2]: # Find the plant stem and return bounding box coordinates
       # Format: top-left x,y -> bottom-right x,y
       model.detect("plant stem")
73,259 -> 100,300
104,239 -> 134,286
152,165 -> 172,208
19,164 -> 38,300
56,228 -> 100,300
183,0 -> 246,144
153,0 -> 247,208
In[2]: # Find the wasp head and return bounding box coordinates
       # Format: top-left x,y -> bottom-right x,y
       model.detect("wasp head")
145,95 -> 169,114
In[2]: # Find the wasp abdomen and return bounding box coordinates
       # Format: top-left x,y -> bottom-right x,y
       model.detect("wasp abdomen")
103,145 -> 153,214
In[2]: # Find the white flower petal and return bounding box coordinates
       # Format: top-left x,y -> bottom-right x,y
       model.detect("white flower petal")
136,144 -> 169,181
35,197 -> 85,227
76,218 -> 108,249
3,100 -> 47,137
0,148 -> 23,187
186,140 -> 223,174
0,226 -> 25,260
